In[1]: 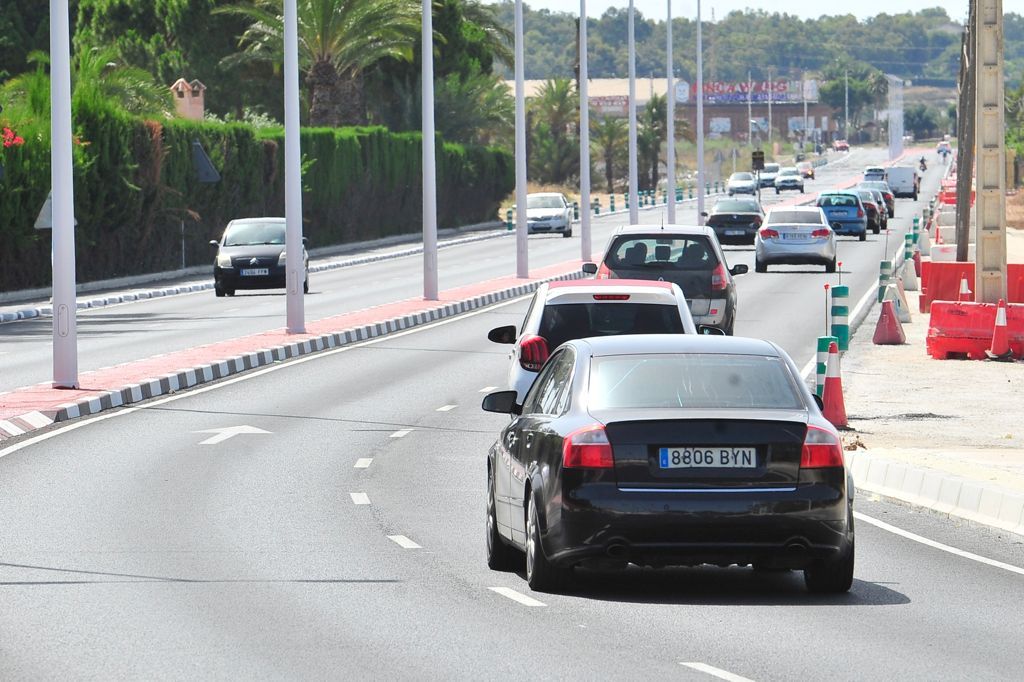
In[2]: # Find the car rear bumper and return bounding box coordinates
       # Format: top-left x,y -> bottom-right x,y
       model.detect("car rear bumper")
756,240 -> 835,264
826,220 -> 867,236
710,226 -> 757,245
215,265 -> 290,290
774,183 -> 803,191
528,222 -> 570,234
544,481 -> 851,568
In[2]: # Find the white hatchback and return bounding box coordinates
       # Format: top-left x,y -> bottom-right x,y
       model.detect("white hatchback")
487,279 -> 699,400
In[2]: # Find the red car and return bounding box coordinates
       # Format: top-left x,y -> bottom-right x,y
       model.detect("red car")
833,139 -> 850,152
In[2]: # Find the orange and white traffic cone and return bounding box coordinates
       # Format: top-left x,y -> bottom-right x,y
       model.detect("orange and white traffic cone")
873,299 -> 906,345
986,298 -> 1013,361
821,341 -> 848,428
957,277 -> 972,302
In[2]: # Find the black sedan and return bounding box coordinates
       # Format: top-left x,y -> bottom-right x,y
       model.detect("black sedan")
483,335 -> 854,594
211,218 -> 308,297
703,197 -> 765,245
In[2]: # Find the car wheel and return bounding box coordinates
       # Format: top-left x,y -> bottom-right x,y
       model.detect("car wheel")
721,315 -> 735,336
775,188 -> 780,195
804,538 -> 855,594
562,228 -> 572,238
826,257 -> 837,273
755,257 -> 767,274
225,288 -> 235,297
303,277 -> 309,294
873,224 -> 880,235
800,187 -> 805,193
912,192 -> 918,201
858,231 -> 867,242
526,494 -> 571,593
487,467 -> 520,571
215,283 -> 225,298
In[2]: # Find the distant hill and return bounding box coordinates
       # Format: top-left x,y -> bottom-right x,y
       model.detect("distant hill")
489,4 -> 1023,87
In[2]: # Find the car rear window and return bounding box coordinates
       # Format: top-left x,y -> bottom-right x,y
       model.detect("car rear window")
765,211 -> 824,225
223,222 -> 285,246
538,303 -> 685,351
817,195 -> 858,208
589,354 -> 803,410
606,236 -> 718,272
714,199 -> 759,212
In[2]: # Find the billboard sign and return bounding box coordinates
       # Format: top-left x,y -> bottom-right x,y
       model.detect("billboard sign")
676,80 -> 818,104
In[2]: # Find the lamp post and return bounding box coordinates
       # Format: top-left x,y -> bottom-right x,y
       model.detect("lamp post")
514,0 -> 528,277
695,0 -> 705,224
422,0 -> 438,299
627,0 -> 638,225
579,0 -> 592,259
283,0 -> 305,333
666,0 -> 676,223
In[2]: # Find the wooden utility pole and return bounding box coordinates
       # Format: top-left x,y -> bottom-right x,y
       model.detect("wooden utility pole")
974,0 -> 1007,301
955,3 -> 976,261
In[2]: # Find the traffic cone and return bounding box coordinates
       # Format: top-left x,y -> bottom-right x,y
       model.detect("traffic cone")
986,299 -> 1014,361
957,277 -> 972,302
902,258 -> 919,291
886,282 -> 912,323
821,341 -> 848,428
873,299 -> 906,345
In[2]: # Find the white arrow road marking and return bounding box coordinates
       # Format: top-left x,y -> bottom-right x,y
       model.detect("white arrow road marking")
436,405 -> 457,412
387,535 -> 421,549
192,425 -> 271,445
354,458 -> 373,468
349,492 -> 371,505
680,662 -> 755,682
479,386 -> 497,393
389,429 -> 412,438
488,587 -> 546,607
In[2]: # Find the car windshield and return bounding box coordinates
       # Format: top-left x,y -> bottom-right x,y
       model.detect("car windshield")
588,353 -> 803,410
730,173 -> 753,181
527,196 -> 564,209
538,303 -> 684,351
714,199 -> 759,212
223,222 -> 285,246
818,195 -> 859,208
779,169 -> 799,177
606,236 -> 718,271
763,164 -> 780,173
766,210 -> 824,225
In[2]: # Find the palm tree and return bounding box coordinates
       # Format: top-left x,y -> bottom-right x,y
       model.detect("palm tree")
218,0 -> 421,126
638,93 -> 666,191
591,116 -> 627,193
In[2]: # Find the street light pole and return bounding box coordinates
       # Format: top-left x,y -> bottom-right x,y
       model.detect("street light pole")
283,0 -> 305,333
50,0 -> 78,388
767,68 -> 773,145
747,70 -> 753,146
627,0 -> 639,225
579,0 -> 592,259
421,0 -> 439,299
844,69 -> 849,140
695,0 -> 705,224
514,0 -> 529,277
666,0 -> 676,223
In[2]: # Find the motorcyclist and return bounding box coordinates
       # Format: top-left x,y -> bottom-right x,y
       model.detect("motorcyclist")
919,156 -> 928,172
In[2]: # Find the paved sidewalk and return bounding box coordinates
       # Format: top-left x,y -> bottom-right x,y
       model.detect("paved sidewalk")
842,230 -> 1024,537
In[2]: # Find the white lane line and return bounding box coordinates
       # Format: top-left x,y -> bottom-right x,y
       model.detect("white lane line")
353,458 -> 373,469
436,404 -> 457,412
854,512 -> 1024,577
349,492 -> 371,505
488,586 -> 546,607
680,662 -> 755,682
479,386 -> 497,392
389,429 -> 412,438
387,535 -> 421,549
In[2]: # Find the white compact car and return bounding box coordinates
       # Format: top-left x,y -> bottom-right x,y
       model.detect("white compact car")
487,279 -> 698,400
524,192 -> 574,237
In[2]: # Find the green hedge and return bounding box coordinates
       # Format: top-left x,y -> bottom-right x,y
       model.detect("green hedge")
0,104 -> 513,291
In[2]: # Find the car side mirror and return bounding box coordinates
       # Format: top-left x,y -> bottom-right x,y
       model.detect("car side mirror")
209,240 -> 219,247
582,262 -> 598,275
700,211 -> 708,218
697,325 -> 726,335
813,394 -> 824,411
302,236 -> 308,245
487,325 -> 517,345
730,264 -> 749,276
482,390 -> 521,415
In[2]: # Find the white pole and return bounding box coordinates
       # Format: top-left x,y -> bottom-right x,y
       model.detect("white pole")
695,0 -> 705,224
747,70 -> 752,146
50,0 -> 78,388
514,0 -> 528,277
627,0 -> 638,225
422,0 -> 439,299
666,0 -> 675,223
283,0 -> 305,333
767,68 -> 773,144
802,75 -> 809,150
579,0 -> 592,260
844,69 -> 849,140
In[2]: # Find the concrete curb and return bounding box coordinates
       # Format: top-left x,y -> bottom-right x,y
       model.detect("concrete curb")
848,449 -> 1024,537
0,268 -> 588,440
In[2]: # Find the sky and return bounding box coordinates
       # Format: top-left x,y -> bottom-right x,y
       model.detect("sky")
527,0 -> 971,23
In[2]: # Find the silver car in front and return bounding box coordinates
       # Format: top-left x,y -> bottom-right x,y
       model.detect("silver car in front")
754,206 -> 837,274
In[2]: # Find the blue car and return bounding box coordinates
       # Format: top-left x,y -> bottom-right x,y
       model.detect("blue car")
815,191 -> 868,242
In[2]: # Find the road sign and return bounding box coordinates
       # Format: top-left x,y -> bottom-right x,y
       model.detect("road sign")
752,150 -> 765,171
34,190 -> 77,230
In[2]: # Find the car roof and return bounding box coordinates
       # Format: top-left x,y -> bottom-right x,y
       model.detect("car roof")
612,224 -> 717,238
819,190 -> 859,197
574,334 -> 782,358
767,205 -> 821,213
548,279 -> 674,291
228,217 -> 285,224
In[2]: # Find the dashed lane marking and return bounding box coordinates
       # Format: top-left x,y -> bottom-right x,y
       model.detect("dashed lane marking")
349,492 -> 371,505
353,458 -> 373,468
389,429 -> 412,438
387,535 -> 421,549
855,511 -> 1024,577
479,386 -> 497,392
488,586 -> 546,607
436,405 -> 457,412
680,662 -> 755,682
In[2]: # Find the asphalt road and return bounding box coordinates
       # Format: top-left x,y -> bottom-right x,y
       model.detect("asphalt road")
1,296 -> 1022,679
0,147 -> 919,394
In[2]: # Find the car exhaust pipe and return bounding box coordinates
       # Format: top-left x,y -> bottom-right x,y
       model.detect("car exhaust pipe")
605,543 -> 628,559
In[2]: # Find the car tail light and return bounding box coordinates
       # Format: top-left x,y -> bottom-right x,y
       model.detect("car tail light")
711,263 -> 729,291
596,263 -> 613,279
811,228 -> 831,238
856,208 -> 864,218
593,294 -> 630,301
562,424 -> 614,468
759,228 -> 780,239
519,335 -> 550,372
800,425 -> 844,468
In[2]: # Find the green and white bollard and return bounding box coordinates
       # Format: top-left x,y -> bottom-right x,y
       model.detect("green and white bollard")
676,187 -> 683,202
625,193 -> 630,211
573,201 -> 579,220
705,183 -> 711,196
904,233 -> 913,265
912,216 -> 920,244
506,208 -> 513,231
688,185 -> 694,200
831,286 -> 850,351
816,335 -> 839,397
878,260 -> 893,303
593,198 -> 601,215
610,194 -> 616,212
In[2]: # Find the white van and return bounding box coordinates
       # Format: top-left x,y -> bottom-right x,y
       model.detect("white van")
885,166 -> 919,199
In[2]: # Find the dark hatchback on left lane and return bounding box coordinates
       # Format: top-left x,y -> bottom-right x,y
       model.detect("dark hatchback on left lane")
483,334 -> 854,594
703,197 -> 765,246
211,217 -> 308,297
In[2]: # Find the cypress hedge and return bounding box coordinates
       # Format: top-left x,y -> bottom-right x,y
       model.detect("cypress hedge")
0,102 -> 513,291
